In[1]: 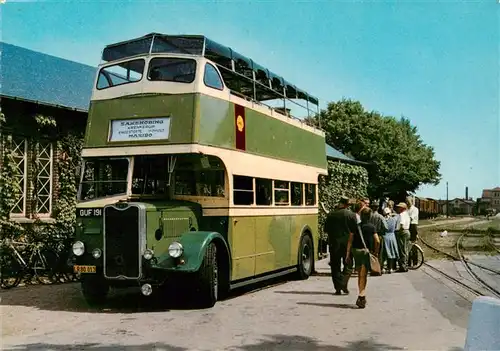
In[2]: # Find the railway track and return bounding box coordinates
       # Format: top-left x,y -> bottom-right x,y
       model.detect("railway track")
419,232 -> 500,299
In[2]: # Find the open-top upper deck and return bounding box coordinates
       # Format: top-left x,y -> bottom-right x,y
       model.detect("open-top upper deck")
100,32 -> 320,108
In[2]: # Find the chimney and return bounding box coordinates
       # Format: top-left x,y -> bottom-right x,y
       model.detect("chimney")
465,186 -> 468,200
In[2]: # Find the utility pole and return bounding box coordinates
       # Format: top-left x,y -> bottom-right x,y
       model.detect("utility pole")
446,181 -> 449,218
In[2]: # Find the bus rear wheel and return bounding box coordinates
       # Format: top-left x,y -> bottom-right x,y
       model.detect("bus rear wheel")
194,242 -> 218,308
296,234 -> 314,280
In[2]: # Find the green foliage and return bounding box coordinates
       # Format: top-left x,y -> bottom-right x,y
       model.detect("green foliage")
52,132 -> 83,235
0,111 -> 83,239
308,98 -> 441,201
318,161 -> 369,241
0,113 -> 24,237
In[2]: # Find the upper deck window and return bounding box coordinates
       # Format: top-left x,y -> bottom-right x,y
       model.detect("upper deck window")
203,63 -> 224,90
96,59 -> 145,90
148,58 -> 196,83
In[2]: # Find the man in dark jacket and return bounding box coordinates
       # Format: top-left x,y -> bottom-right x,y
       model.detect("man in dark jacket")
324,196 -> 358,295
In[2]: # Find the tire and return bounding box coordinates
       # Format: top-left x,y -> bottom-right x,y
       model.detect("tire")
408,244 -> 424,270
1,251 -> 23,289
194,242 -> 218,308
34,249 -> 60,284
81,276 -> 109,306
296,234 -> 314,280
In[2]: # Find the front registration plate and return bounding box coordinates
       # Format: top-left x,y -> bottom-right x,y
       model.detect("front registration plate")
73,265 -> 96,273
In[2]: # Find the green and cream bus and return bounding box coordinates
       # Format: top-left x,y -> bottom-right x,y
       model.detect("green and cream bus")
72,33 -> 328,307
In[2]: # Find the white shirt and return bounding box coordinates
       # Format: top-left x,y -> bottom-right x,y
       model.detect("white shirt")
399,211 -> 411,230
408,205 -> 419,225
356,213 -> 361,224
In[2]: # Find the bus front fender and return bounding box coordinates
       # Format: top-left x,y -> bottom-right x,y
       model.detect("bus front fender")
160,231 -> 230,273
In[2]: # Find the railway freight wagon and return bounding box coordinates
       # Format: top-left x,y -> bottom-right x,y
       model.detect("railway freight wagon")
414,196 -> 440,219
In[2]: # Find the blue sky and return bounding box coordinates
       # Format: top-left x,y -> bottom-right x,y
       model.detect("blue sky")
1,0 -> 499,200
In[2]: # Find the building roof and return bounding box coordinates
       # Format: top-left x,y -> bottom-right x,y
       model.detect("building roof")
0,42 -> 96,112
325,143 -> 367,166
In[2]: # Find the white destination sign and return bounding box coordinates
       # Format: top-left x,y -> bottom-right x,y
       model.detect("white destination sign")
109,117 -> 171,142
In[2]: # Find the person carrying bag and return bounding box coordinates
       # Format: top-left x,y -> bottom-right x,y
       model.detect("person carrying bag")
346,207 -> 381,308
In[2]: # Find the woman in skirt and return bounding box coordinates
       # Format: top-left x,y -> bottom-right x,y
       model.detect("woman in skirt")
382,207 -> 400,273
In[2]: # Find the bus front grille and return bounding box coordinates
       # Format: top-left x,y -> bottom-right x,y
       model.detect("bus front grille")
104,205 -> 140,279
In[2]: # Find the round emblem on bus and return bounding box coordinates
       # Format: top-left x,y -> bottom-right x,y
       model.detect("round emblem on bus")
236,115 -> 244,132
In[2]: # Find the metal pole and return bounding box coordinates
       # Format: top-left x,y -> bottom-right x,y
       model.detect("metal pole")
446,181 -> 449,218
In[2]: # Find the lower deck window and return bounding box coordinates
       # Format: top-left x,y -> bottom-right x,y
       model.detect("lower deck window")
174,155 -> 225,197
233,175 -> 253,205
274,180 -> 290,206
291,182 -> 303,206
305,183 -> 316,206
256,178 -> 272,205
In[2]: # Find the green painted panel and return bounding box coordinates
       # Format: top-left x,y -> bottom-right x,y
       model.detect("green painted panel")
84,94 -> 196,148
197,94 -> 327,169
229,217 -> 256,280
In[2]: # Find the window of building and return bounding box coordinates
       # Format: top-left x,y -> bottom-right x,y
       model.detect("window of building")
203,63 -> 224,90
274,180 -> 290,206
291,182 -> 303,206
34,142 -> 53,215
256,178 -> 272,205
233,175 -> 253,205
305,183 -> 316,206
148,57 -> 196,83
9,137 -> 28,216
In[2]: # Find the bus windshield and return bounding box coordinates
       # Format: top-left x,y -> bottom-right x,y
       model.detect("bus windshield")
78,158 -> 129,201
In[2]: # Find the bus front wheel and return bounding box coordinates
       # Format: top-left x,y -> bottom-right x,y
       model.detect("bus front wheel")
194,242 -> 218,308
296,234 -> 314,280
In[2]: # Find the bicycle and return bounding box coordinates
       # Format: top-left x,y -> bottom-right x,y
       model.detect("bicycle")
0,238 -> 59,289
407,236 -> 425,270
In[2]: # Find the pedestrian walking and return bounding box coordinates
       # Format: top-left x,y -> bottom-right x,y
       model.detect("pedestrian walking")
395,202 -> 411,272
324,196 -> 358,295
346,207 -> 380,308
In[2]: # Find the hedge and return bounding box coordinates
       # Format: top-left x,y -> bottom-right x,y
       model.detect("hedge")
318,160 -> 369,242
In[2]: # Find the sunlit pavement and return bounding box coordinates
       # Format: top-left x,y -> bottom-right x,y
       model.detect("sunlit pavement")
1,259 -> 469,350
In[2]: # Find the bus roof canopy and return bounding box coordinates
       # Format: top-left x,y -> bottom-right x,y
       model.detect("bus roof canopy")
102,33 -> 319,106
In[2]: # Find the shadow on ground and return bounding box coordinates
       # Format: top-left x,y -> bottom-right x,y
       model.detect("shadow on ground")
0,274 -> 294,314
5,334 -> 455,351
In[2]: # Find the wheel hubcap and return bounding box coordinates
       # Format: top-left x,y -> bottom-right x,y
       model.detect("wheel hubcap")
302,244 -> 312,273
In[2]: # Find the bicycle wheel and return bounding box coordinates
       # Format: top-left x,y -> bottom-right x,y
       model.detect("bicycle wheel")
408,243 -> 424,270
0,250 -> 23,289
33,249 -> 59,284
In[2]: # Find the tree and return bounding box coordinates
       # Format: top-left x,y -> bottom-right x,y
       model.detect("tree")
307,98 -> 441,202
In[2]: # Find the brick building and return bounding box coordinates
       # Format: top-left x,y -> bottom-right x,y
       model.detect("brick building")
0,42 -> 95,223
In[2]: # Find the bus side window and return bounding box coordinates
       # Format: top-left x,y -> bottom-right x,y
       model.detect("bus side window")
204,63 -> 224,90
256,178 -> 272,206
305,184 -> 316,206
233,175 -> 253,205
291,182 -> 303,206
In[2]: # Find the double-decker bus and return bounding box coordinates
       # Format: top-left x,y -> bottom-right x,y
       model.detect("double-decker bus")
72,33 -> 328,307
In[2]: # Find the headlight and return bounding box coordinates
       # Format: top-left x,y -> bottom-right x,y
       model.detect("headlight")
143,249 -> 154,260
92,248 -> 102,259
72,241 -> 85,256
168,242 -> 183,258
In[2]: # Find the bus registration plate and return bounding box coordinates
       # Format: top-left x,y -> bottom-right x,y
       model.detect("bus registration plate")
74,265 -> 96,273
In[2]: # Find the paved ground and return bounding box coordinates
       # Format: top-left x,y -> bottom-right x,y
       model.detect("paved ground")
0,259 -> 471,351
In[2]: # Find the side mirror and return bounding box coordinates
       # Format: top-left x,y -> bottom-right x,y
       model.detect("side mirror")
320,202 -> 329,214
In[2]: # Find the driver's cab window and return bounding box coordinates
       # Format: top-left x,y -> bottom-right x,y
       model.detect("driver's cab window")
203,63 -> 224,90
